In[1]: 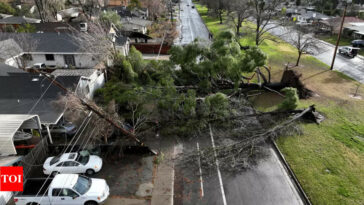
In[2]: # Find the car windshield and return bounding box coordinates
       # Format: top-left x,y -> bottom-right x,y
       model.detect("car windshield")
73,175 -> 92,195
76,151 -> 90,165
50,156 -> 60,166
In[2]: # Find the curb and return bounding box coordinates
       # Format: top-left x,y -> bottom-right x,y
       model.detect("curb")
270,139 -> 312,205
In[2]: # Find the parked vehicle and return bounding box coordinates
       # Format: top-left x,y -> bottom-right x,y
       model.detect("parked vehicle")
338,46 -> 359,58
14,174 -> 109,205
43,121 -> 77,136
352,39 -> 364,47
43,151 -> 103,176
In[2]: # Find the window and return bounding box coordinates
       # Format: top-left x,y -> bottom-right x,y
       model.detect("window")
45,54 -> 55,61
73,176 -> 92,195
62,161 -> 80,167
60,189 -> 79,197
50,156 -> 60,166
52,188 -> 62,196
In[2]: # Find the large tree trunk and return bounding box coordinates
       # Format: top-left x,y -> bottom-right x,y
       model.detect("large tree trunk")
296,51 -> 302,66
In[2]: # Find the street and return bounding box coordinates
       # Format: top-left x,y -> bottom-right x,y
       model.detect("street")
267,23 -> 364,83
174,125 -> 304,205
177,0 -> 210,45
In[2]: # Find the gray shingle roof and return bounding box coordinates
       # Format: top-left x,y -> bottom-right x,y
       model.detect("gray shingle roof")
0,16 -> 41,24
0,74 -> 80,124
0,63 -> 26,76
51,68 -> 96,77
0,33 -> 82,53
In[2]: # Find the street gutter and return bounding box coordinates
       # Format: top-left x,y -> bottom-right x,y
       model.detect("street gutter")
270,139 -> 312,205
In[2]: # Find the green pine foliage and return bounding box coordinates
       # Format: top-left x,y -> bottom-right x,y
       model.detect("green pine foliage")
278,87 -> 299,111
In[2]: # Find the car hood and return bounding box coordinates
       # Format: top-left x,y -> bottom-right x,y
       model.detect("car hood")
84,178 -> 108,197
86,155 -> 103,169
43,157 -> 53,168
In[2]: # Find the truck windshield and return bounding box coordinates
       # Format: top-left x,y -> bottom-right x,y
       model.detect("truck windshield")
73,176 -> 91,195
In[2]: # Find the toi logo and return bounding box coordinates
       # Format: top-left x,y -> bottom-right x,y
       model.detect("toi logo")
0,167 -> 23,191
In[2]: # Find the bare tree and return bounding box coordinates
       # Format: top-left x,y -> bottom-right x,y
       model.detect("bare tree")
286,25 -> 321,66
70,21 -> 116,65
227,0 -> 251,35
0,33 -> 38,69
250,0 -> 284,45
77,0 -> 102,20
33,0 -> 65,22
140,0 -> 166,21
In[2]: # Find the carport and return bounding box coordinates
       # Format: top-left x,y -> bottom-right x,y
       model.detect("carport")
0,114 -> 42,156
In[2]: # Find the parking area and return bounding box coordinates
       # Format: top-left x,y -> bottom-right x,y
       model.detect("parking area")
94,154 -> 156,198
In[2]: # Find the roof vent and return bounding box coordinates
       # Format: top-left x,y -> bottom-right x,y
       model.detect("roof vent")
80,22 -> 88,32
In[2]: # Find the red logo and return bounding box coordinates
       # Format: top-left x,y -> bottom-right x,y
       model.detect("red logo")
0,167 -> 23,191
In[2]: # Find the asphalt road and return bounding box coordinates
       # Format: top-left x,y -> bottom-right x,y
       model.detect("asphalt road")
174,125 -> 304,205
177,0 -> 210,45
267,23 -> 364,83
175,3 -> 305,205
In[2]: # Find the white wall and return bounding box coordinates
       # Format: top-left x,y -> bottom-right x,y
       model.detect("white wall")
76,70 -> 105,99
116,41 -> 130,56
28,53 -> 98,68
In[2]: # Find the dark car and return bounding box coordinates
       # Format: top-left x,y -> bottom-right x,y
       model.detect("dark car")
352,39 -> 364,48
338,46 -> 360,58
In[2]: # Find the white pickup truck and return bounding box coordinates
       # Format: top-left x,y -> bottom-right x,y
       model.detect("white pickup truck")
14,174 -> 109,205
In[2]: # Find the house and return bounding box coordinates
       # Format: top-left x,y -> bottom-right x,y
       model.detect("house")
52,68 -> 105,99
108,6 -> 149,19
115,35 -> 131,56
120,17 -> 152,34
317,17 -> 364,35
344,22 -> 364,39
57,7 -> 81,22
0,33 -> 103,69
119,30 -> 152,44
0,74 -> 81,143
0,15 -> 41,30
292,10 -> 330,25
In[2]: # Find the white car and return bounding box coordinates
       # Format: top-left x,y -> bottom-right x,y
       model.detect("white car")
43,151 -> 103,176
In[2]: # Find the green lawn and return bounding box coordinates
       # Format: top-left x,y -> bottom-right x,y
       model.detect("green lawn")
195,3 -> 364,205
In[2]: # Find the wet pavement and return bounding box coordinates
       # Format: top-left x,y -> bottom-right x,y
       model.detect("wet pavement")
174,126 -> 304,205
177,0 -> 210,45
94,155 -> 156,197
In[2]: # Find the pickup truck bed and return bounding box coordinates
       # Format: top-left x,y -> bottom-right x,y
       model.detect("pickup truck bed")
17,178 -> 52,196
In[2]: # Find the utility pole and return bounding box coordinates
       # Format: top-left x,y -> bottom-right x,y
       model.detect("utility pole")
33,70 -> 154,151
330,0 -> 351,70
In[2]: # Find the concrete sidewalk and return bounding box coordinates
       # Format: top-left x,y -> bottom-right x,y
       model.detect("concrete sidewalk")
104,197 -> 148,205
151,145 -> 176,205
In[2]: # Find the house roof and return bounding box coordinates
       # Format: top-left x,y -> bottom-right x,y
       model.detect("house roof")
0,63 -> 26,76
0,74 -> 80,125
0,16 -> 41,24
0,114 -> 41,156
30,22 -> 86,33
51,68 -> 96,77
0,33 -> 83,54
300,11 -> 330,20
344,22 -> 364,35
121,17 -> 152,27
